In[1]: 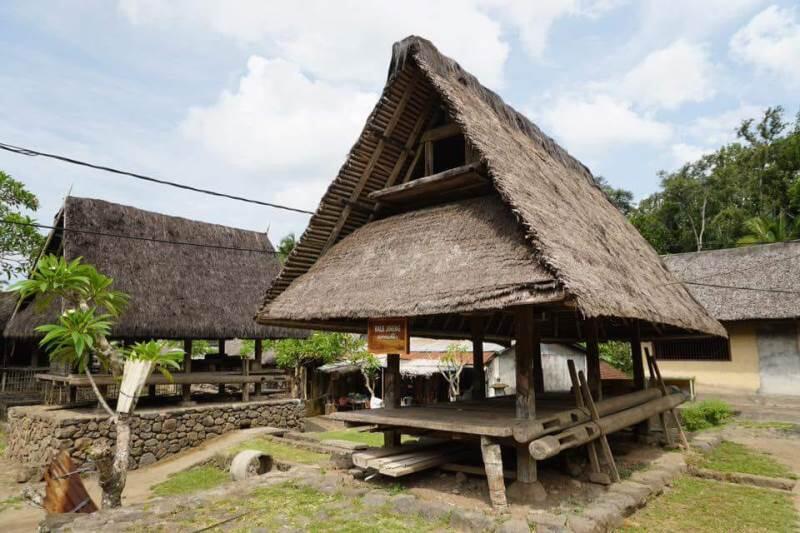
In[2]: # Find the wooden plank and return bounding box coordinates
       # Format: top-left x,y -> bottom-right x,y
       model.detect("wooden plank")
329,408 -> 513,437
352,440 -> 447,469
420,123 -> 461,143
481,436 -> 508,510
368,162 -> 487,205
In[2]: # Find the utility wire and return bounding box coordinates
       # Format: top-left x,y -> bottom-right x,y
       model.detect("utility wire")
0,141 -> 314,215
681,281 -> 800,295
0,219 -> 278,255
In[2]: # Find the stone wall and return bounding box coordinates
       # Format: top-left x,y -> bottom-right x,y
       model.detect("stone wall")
7,399 -> 304,469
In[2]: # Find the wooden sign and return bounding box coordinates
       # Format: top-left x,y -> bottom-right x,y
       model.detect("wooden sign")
368,317 -> 410,354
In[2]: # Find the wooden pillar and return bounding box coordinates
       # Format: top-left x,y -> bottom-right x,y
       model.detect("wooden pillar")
513,306 -> 537,420
218,340 -> 226,395
383,353 -> 401,447
254,339 -> 263,396
631,323 -> 645,391
182,339 -> 192,403
148,384 -> 156,397
242,350 -> 250,402
585,318 -> 602,401
481,437 -> 508,510
68,385 -> 77,404
470,316 -> 486,401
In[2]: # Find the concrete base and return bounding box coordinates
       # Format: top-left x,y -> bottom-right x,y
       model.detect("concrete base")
506,480 -> 547,503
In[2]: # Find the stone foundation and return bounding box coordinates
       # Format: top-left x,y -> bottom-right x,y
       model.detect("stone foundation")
7,399 -> 304,469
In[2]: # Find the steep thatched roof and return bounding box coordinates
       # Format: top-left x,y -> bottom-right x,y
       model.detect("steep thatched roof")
257,36 -> 724,340
662,242 -> 800,321
5,197 -> 305,340
0,292 -> 17,334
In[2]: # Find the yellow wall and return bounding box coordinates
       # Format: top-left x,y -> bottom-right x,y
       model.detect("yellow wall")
643,322 -> 760,393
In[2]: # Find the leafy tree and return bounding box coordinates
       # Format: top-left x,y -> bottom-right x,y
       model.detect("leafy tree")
595,176 -> 634,215
11,255 -> 181,508
277,233 -> 297,264
599,341 -> 633,375
271,332 -> 364,399
0,170 -> 45,283
438,343 -> 468,402
736,212 -> 797,246
348,350 -> 380,401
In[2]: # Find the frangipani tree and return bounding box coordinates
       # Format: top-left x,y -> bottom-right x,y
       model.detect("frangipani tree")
348,350 -> 380,403
438,343 -> 468,402
12,255 -> 181,508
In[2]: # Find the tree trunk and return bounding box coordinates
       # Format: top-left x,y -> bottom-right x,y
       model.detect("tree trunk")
92,415 -> 131,508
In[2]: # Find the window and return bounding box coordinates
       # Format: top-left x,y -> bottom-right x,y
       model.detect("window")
653,338 -> 731,361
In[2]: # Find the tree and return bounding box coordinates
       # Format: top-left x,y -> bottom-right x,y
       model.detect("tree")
599,341 -> 633,375
736,212 -> 797,246
277,233 -> 297,264
0,170 -> 45,284
438,343 -> 468,402
11,255 -> 181,508
271,332 -> 363,399
595,176 -> 634,215
348,350 -> 380,402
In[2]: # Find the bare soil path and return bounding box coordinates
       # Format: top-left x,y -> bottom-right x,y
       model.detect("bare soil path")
0,426 -> 277,532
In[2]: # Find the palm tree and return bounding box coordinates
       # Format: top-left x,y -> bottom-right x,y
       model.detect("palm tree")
737,212 -> 797,246
277,233 -> 296,264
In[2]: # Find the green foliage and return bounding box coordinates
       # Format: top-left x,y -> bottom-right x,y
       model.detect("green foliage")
701,441 -> 797,479
277,233 -> 297,264
126,340 -> 183,381
595,175 -> 635,215
150,465 -> 229,497
681,399 -> 733,431
629,106 -> 800,253
0,169 -> 44,283
599,341 -> 633,375
226,438 -> 329,465
36,309 -> 112,371
348,350 -> 379,376
271,332 -> 364,370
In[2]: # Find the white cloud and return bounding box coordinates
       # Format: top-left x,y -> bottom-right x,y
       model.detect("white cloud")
687,104 -> 763,145
620,40 -> 715,109
671,143 -> 710,165
181,56 -> 376,177
540,94 -> 672,151
118,0 -> 510,87
730,5 -> 800,84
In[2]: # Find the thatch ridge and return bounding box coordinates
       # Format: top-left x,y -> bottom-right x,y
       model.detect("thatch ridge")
662,241 -> 800,321
259,36 -> 724,338
5,196 -> 304,340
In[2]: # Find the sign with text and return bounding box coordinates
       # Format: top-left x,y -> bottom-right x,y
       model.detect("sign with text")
367,317 -> 410,354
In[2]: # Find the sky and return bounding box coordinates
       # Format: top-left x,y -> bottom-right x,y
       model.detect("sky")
1,1 -> 799,243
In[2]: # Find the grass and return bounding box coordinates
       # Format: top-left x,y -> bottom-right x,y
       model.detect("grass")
0,426 -> 6,456
150,465 -> 229,497
680,399 -> 733,432
312,429 -> 417,447
620,476 -> 797,532
0,495 -> 23,513
618,462 -> 648,480
736,420 -> 800,432
226,437 -> 330,465
699,441 -> 797,479
166,481 -> 446,532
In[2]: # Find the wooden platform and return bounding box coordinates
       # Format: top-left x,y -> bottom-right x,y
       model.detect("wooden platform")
329,397 -> 576,438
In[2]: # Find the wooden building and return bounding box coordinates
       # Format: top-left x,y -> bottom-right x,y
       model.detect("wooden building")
256,36 -> 725,505
3,196 -> 304,405
654,242 -> 800,396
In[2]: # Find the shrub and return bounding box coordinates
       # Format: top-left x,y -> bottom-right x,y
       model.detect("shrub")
681,399 -> 733,431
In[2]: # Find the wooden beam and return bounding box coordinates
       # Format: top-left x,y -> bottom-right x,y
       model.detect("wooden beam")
513,306 -> 536,420
217,339 -> 226,395
368,162 -> 487,205
424,140 -> 434,176
384,353 -> 401,409
322,73 -> 420,253
182,339 -> 192,403
630,323 -> 648,436
420,123 -> 461,143
480,436 -> 508,510
585,318 -> 602,401
470,316 -> 486,401
254,339 -> 263,396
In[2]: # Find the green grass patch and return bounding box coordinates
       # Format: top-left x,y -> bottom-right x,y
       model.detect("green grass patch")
0,426 -> 7,456
150,465 -> 229,497
226,438 -> 329,465
620,476 -> 797,532
736,420 -> 800,432
311,429 -> 417,447
165,481 -> 445,532
618,462 -> 648,480
681,399 -> 733,431
0,495 -> 23,513
700,441 -> 797,479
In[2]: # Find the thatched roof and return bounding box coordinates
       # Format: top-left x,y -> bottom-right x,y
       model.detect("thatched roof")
662,242 -> 800,321
0,292 -> 17,334
5,196 -> 305,340
257,36 -> 724,340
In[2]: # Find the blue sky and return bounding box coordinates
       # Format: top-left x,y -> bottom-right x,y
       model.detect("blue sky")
1,1 -> 799,242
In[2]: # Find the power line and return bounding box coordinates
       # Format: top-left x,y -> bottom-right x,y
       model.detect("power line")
681,281 -> 800,295
0,141 -> 314,215
0,219 -> 279,255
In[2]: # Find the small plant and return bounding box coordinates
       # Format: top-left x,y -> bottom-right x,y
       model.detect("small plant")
681,399 -> 733,431
438,343 -> 468,402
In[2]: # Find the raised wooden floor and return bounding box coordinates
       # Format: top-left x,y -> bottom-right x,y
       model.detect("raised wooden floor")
329,396 -> 577,438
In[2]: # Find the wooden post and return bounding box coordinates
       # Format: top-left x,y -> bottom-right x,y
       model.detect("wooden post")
383,353 -> 401,447
578,370 -> 620,482
254,339 -> 263,396
646,349 -> 689,449
182,339 -> 192,403
585,318 -> 602,401
242,352 -> 250,402
218,340 -> 226,395
567,360 -> 604,483
148,384 -> 156,397
513,306 -> 536,420
630,323 -> 649,436
470,316 -> 486,401
480,436 -> 508,510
